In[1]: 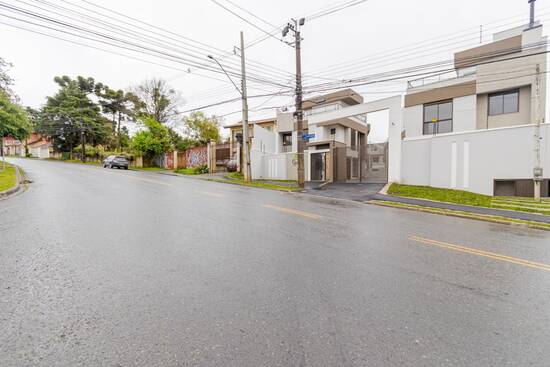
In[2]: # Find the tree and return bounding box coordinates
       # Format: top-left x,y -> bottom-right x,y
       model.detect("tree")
0,91 -> 31,169
168,127 -> 194,151
37,76 -> 110,161
129,78 -> 182,124
95,84 -> 137,151
130,116 -> 171,159
0,57 -> 15,99
183,111 -> 220,145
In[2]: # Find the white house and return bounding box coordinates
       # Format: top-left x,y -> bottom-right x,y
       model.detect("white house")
400,22 -> 549,196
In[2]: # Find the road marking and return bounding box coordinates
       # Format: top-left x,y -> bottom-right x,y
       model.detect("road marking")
409,236 -> 550,273
196,190 -> 224,198
122,174 -> 173,187
262,204 -> 321,220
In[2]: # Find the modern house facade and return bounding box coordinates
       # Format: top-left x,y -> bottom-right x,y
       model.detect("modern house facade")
303,89 -> 370,182
225,89 -> 371,181
223,21 -> 548,197
401,23 -> 549,196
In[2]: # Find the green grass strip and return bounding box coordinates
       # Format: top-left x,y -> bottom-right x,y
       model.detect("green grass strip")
0,163 -> 17,192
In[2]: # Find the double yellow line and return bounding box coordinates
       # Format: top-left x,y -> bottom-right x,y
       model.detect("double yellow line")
409,236 -> 550,272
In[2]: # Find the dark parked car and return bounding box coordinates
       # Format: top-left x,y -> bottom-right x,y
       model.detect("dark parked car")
103,155 -> 129,170
226,159 -> 238,172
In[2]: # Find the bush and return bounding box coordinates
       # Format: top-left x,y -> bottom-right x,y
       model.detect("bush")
193,165 -> 208,174
174,165 -> 209,175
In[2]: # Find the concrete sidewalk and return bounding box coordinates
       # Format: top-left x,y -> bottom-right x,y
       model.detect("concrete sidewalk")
302,182 -> 386,201
301,181 -> 550,224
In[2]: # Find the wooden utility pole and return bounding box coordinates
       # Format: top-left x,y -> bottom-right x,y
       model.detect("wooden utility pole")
240,31 -> 251,182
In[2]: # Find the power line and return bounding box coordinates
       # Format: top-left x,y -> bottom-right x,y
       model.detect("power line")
0,2 -> 292,89
219,0 -> 278,29
303,6 -> 550,80
301,39 -> 548,92
209,0 -> 284,43
306,0 -> 369,21
27,0 -> 294,83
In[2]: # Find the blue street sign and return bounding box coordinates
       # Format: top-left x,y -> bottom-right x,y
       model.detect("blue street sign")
302,133 -> 315,141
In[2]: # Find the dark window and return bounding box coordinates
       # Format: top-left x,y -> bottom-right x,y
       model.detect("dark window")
281,132 -> 292,146
423,100 -> 453,135
488,89 -> 519,116
330,128 -> 336,136
350,129 -> 357,148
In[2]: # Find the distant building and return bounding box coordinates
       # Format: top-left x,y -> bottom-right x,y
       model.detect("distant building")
2,133 -> 52,159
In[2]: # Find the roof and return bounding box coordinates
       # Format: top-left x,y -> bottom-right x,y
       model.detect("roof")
224,117 -> 277,129
303,88 -> 364,110
28,140 -> 51,148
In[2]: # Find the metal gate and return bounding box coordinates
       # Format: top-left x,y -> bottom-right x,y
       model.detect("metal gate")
364,142 -> 388,183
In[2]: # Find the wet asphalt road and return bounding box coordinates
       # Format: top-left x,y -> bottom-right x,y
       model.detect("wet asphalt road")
1,158 -> 550,367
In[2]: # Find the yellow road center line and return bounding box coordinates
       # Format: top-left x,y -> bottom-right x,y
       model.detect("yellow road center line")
122,175 -> 173,187
409,236 -> 550,272
262,204 -> 321,220
196,190 -> 224,198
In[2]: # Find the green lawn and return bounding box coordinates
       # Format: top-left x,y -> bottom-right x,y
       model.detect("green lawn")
133,166 -> 169,171
0,163 -> 17,192
209,178 -> 300,192
388,183 -> 550,216
174,168 -> 199,175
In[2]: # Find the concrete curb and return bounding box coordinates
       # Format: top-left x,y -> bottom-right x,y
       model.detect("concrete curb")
0,165 -> 23,199
372,193 -> 550,224
369,200 -> 550,231
379,182 -> 391,195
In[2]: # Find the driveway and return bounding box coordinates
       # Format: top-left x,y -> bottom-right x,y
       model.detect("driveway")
303,182 -> 385,201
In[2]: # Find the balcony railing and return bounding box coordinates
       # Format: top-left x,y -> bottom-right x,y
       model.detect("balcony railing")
406,68 -> 475,89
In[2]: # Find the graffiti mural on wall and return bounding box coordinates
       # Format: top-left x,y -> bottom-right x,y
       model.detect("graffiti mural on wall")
185,147 -> 208,167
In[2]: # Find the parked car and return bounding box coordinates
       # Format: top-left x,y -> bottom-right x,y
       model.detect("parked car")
103,155 -> 129,170
226,159 -> 238,172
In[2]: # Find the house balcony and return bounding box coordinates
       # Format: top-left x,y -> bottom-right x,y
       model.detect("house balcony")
406,67 -> 477,91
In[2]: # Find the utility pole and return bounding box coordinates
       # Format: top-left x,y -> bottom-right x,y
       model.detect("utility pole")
479,25 -> 483,44
207,33 -> 251,182
529,0 -> 537,29
283,18 -> 306,188
79,105 -> 86,163
534,63 -> 543,202
1,136 -> 5,171
240,31 -> 251,182
80,122 -> 86,163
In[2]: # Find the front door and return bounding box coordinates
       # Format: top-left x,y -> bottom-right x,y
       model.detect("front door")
310,152 -> 326,181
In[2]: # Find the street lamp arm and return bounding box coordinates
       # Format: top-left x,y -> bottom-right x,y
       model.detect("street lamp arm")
207,55 -> 242,96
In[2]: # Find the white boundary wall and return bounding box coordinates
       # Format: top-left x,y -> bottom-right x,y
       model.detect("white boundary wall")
250,125 -> 297,180
401,123 -> 550,195
307,95 -> 404,182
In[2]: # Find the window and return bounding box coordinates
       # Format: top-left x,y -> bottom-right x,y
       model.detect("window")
350,129 -> 357,148
423,100 -> 453,135
281,132 -> 292,146
488,89 -> 519,116
330,128 -> 336,136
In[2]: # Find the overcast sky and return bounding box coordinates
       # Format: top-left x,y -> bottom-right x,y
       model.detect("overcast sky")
1,0 -> 546,141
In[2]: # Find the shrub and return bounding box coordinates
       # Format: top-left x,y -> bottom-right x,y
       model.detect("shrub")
193,165 -> 208,174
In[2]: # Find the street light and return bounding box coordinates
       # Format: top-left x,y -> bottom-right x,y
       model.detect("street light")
207,49 -> 252,182
207,55 -> 242,96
